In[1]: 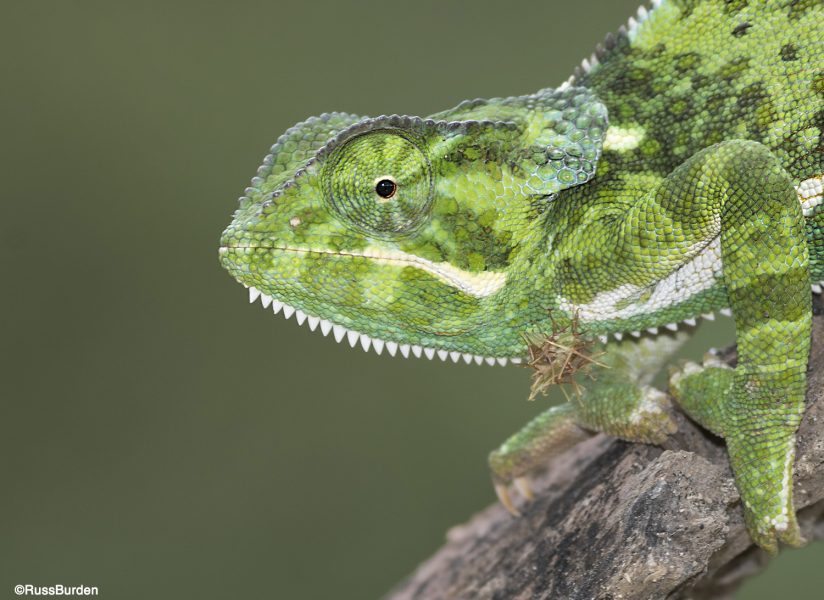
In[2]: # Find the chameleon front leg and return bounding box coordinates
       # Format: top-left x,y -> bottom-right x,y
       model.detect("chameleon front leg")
654,140 -> 810,552
490,333 -> 688,513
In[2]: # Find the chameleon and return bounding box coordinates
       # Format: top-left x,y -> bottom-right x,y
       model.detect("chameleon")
219,0 -> 823,553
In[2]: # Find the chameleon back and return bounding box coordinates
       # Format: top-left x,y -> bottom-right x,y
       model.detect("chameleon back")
575,0 -> 822,182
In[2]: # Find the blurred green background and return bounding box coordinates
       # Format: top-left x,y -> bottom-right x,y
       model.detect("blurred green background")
2,1 -> 822,598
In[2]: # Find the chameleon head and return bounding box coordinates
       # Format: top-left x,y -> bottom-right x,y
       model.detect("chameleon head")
219,89 -> 607,361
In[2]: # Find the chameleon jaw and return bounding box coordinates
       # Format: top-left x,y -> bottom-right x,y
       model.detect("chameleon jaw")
242,284 -> 522,366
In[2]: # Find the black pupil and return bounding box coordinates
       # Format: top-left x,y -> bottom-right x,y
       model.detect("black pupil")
375,179 -> 396,199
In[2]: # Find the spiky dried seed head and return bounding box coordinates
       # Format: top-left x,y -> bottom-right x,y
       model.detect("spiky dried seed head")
522,313 -> 604,400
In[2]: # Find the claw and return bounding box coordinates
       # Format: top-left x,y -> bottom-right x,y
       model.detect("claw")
514,477 -> 535,501
495,483 -> 521,516
780,524 -> 806,549
746,505 -> 806,554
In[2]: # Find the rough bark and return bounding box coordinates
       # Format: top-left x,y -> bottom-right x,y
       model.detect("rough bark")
385,299 -> 824,600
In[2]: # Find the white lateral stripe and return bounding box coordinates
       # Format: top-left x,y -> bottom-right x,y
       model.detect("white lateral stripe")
559,237 -> 722,322
797,175 -> 823,216
358,246 -> 508,298
260,245 -> 507,298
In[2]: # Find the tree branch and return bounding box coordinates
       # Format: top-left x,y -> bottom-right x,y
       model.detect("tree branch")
386,298 -> 824,600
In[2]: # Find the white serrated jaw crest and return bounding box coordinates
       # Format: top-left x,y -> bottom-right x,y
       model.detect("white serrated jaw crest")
244,286 -> 521,365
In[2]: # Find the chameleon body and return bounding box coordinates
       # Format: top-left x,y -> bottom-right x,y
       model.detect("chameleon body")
220,0 -> 823,552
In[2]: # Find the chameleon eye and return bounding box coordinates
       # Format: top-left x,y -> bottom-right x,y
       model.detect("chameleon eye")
375,177 -> 397,200
323,129 -> 433,237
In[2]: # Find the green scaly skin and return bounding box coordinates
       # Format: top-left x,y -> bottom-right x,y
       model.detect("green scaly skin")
220,0 -> 823,552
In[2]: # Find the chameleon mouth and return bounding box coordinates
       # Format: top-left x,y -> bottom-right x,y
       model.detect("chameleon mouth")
239,283 -> 522,366
220,245 -> 507,299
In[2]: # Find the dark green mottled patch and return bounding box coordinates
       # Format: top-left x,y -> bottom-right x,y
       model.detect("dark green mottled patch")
787,0 -> 818,20
718,56 -> 750,81
439,208 -> 513,270
813,72 -> 824,95
723,0 -> 749,14
675,0 -> 702,19
674,52 -> 703,74
731,21 -> 753,37
780,43 -> 799,61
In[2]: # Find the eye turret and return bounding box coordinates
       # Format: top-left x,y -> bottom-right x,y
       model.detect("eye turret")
322,129 -> 433,237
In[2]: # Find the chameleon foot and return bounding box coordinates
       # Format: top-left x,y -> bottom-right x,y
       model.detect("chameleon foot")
587,385 -> 678,444
728,431 -> 805,554
668,357 -> 734,437
489,403 -> 590,516
669,359 -> 807,553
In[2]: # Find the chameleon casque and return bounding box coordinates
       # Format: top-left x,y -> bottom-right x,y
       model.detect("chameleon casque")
220,0 -> 823,552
